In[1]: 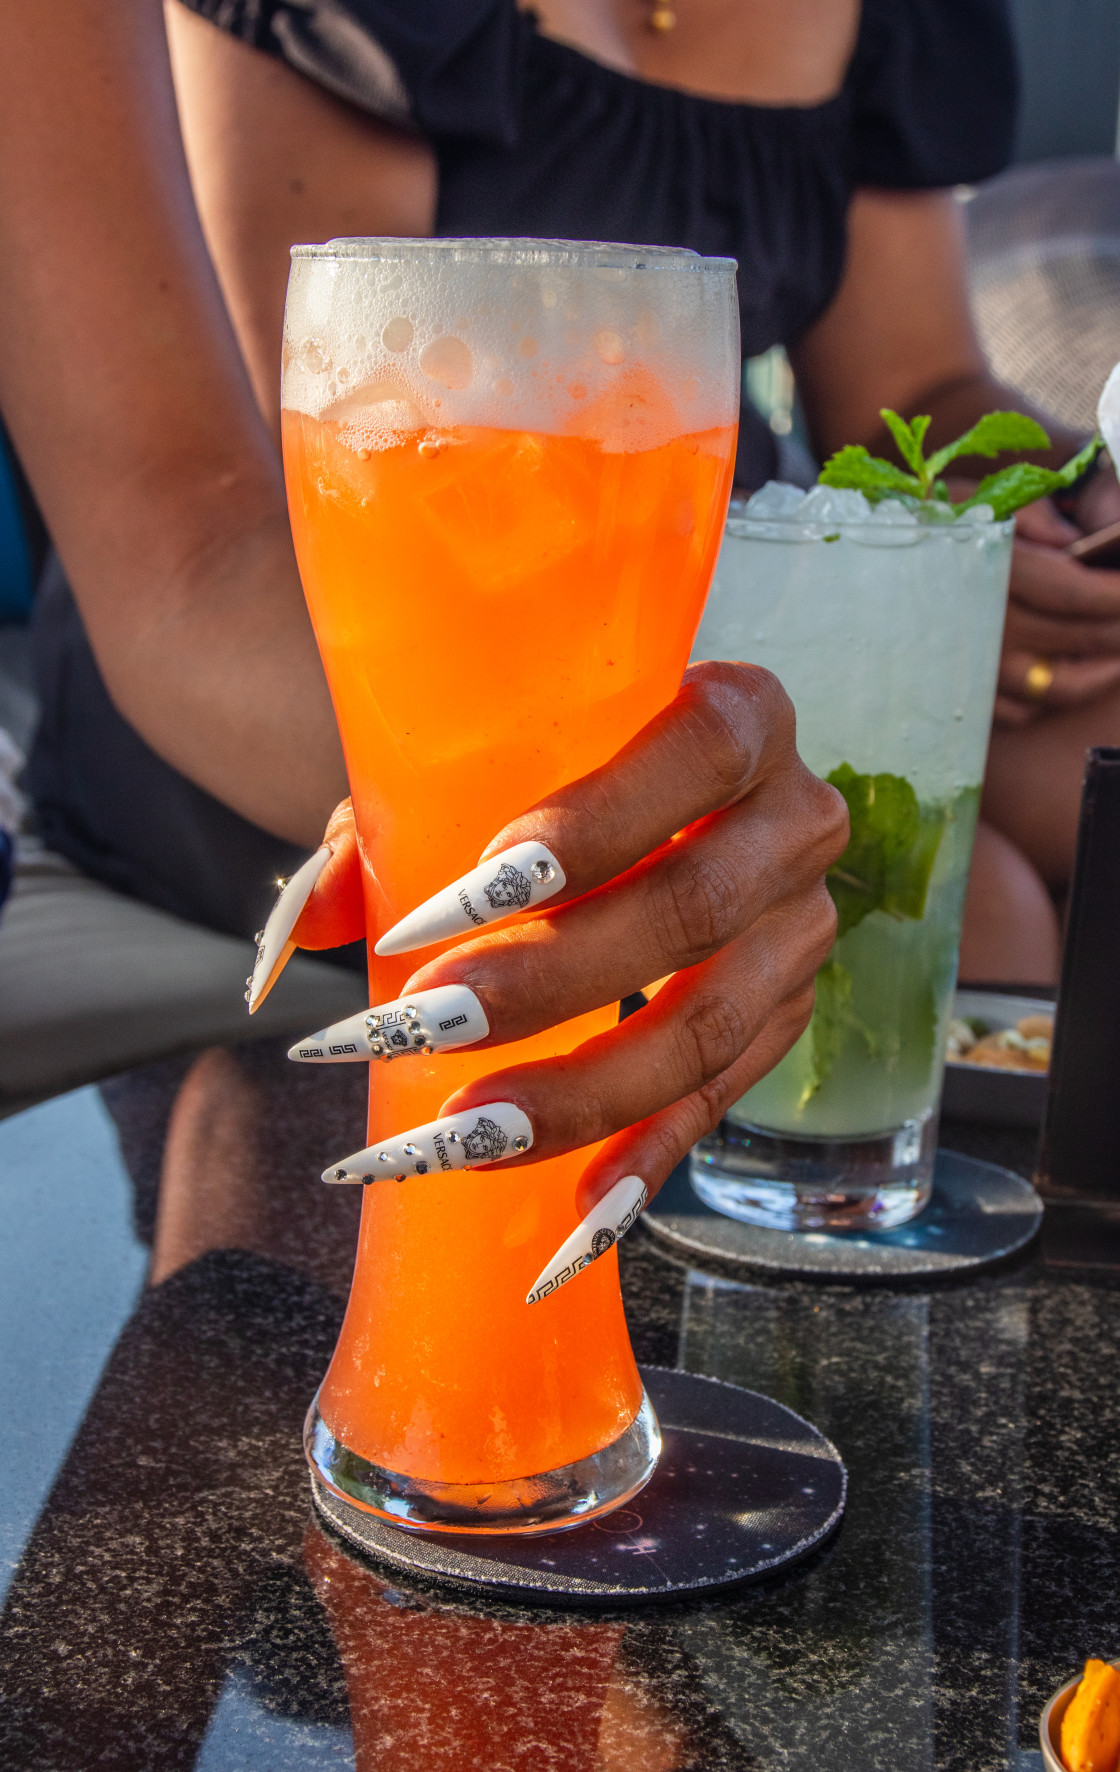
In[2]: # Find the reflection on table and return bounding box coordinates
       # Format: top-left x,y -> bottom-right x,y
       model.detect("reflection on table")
0,1039 -> 1117,1770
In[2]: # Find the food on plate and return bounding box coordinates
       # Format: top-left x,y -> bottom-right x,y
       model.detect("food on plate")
1060,1658 -> 1120,1772
947,1012 -> 1052,1073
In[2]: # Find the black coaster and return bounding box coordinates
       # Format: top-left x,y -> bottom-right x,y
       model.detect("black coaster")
310,1365 -> 845,1608
643,1148 -> 1042,1282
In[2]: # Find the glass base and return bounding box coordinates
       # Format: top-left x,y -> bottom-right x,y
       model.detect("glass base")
304,1387 -> 661,1537
690,1109 -> 937,1232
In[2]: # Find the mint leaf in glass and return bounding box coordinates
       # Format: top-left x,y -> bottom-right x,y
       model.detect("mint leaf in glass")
825,764 -> 945,940
925,410 -> 1050,479
818,445 -> 921,503
955,435 -> 1104,521
802,957 -> 880,1104
819,406 -> 1101,520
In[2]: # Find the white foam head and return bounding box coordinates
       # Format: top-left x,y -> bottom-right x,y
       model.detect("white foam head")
282,238 -> 739,452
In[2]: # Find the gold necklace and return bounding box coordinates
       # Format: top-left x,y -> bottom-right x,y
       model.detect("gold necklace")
649,1 -> 677,30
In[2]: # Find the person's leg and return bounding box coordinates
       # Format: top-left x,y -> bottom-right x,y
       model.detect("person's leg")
958,820 -> 1061,985
982,686 -> 1120,889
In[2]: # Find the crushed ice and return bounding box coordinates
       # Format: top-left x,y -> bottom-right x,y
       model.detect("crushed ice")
741,482 -> 997,531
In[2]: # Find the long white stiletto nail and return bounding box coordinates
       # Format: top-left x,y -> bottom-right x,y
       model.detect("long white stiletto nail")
374,841 -> 566,957
246,845 -> 331,1013
323,1101 -> 533,1184
289,984 -> 489,1064
526,1175 -> 648,1305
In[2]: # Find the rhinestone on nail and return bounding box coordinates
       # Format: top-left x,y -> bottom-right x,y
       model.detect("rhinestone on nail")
367,1013 -> 382,1028
377,1152 -> 392,1163
333,1168 -> 348,1181
513,1136 -> 529,1152
361,1174 -> 375,1185
245,976 -> 254,989
414,1161 -> 430,1175
404,1004 -> 418,1016
369,1041 -> 384,1055
421,1044 -> 433,1055
243,990 -> 251,1002
403,1143 -> 421,1157
447,1130 -> 461,1144
530,860 -> 555,884
253,930 -> 264,944
413,1034 -> 426,1047
395,1173 -> 406,1182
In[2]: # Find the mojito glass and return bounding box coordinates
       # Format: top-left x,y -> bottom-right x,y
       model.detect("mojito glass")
691,486 -> 1013,1230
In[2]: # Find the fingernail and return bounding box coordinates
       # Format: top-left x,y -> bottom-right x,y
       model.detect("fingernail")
246,845 -> 331,1013
373,842 -> 565,957
526,1175 -> 648,1305
289,984 -> 489,1064
322,1101 -> 533,1184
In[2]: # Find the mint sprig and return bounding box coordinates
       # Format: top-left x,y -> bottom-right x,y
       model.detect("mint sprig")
819,408 -> 1102,521
825,764 -> 945,941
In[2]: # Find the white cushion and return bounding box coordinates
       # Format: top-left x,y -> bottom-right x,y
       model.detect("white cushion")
0,841 -> 368,1110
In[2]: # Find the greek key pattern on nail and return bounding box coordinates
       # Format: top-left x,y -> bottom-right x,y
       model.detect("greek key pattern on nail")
526,1179 -> 648,1304
289,985 -> 489,1066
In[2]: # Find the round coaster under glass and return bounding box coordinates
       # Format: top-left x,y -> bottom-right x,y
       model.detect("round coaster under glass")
643,1148 -> 1042,1282
310,1365 -> 846,1607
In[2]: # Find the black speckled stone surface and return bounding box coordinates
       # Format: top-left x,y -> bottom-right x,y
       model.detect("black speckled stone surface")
0,1048 -> 1117,1770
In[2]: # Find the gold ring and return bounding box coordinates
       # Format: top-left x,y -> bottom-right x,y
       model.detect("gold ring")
1024,657 -> 1055,701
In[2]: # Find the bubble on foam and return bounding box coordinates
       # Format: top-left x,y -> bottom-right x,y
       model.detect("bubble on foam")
297,337 -> 332,375
419,335 -> 473,391
594,329 -> 625,366
381,317 -> 413,353
283,239 -> 738,452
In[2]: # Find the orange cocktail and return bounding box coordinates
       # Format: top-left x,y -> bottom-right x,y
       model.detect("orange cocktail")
282,239 -> 738,1532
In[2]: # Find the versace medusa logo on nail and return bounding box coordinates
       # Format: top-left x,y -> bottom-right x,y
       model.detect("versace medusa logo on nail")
483,862 -> 532,912
461,1116 -> 508,1162
590,1227 -> 617,1259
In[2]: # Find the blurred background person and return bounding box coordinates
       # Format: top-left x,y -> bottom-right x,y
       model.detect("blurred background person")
0,0 -> 1117,995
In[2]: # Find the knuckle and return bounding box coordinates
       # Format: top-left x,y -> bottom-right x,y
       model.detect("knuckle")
786,983 -> 817,1041
680,661 -> 794,797
659,851 -> 742,961
807,879 -> 839,963
678,990 -> 751,1084
695,1067 -> 745,1132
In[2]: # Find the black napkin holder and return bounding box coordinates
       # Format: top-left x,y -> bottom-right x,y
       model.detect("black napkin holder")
1037,746 -> 1120,1217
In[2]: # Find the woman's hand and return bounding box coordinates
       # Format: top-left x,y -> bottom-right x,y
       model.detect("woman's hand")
995,463 -> 1120,726
251,662 -> 847,1234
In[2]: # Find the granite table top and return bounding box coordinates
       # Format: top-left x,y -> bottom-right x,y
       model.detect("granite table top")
0,1037 -> 1117,1771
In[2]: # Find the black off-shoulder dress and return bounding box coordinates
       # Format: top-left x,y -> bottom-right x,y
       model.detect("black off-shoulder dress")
25,0 -> 1018,938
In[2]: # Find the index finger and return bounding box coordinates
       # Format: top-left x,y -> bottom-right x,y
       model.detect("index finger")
1014,539 -> 1120,621
373,661 -> 797,957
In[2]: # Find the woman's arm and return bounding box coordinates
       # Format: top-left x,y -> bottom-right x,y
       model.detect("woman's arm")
791,187 -> 1081,466
793,187 -> 1120,721
0,2 -> 426,845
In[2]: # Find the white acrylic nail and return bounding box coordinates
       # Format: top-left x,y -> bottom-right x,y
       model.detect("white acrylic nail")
525,1175 -> 648,1304
246,845 -> 331,1013
373,841 -> 566,957
289,984 -> 489,1064
323,1101 -> 533,1184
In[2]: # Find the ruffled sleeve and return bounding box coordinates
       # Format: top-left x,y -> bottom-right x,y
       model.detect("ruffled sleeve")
846,0 -> 1018,188
180,0 -> 530,144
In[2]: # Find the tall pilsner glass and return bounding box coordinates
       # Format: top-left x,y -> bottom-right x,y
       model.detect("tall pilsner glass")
282,240 -> 738,1533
